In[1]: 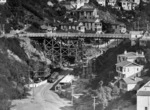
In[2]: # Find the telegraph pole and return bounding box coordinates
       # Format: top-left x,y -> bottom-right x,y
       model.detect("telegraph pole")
71,83 -> 76,105
147,21 -> 149,31
92,96 -> 98,110
93,96 -> 96,110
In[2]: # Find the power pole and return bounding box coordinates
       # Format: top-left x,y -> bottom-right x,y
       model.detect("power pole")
92,96 -> 98,110
138,20 -> 139,31
71,83 -> 76,105
147,21 -> 149,31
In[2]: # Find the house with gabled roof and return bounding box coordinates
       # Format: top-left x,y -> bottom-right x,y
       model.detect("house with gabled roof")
97,0 -> 106,6
76,0 -> 89,8
137,80 -> 150,110
116,61 -> 144,79
74,3 -> 103,32
108,0 -> 117,7
117,50 -> 145,63
76,3 -> 98,19
0,0 -> 6,4
60,21 -> 82,32
119,75 -> 143,91
120,0 -> 137,11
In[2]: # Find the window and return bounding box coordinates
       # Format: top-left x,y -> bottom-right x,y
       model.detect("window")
121,74 -> 125,78
122,83 -> 127,89
118,56 -> 121,62
123,68 -> 126,72
123,57 -> 126,61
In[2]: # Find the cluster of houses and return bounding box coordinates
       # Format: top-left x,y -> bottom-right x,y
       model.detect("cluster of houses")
60,3 -> 127,34
60,3 -> 104,33
116,50 -> 145,91
114,50 -> 150,110
59,0 -> 149,11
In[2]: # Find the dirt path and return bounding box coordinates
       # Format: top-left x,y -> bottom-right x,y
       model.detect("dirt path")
11,78 -> 74,110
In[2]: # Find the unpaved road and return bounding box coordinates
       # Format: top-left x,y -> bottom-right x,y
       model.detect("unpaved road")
11,78 -> 74,110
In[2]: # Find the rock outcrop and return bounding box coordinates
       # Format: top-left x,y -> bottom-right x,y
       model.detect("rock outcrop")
19,37 -> 51,65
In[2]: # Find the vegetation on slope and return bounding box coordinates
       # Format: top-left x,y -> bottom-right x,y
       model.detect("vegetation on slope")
90,0 -> 150,30
90,40 -> 141,88
0,37 -> 29,110
70,39 -> 150,110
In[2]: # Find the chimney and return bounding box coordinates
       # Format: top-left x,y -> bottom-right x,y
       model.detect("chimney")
136,51 -> 138,55
133,76 -> 136,81
124,50 -> 127,54
142,52 -> 144,55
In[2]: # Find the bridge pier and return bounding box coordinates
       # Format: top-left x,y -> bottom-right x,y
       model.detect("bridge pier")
27,33 -> 129,68
43,37 -> 84,66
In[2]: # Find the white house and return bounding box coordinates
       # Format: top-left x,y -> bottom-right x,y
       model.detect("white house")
139,32 -> 150,46
119,76 -> 143,91
96,0 -> 106,6
117,51 -> 145,63
121,0 -> 136,11
116,61 -> 143,79
78,22 -> 85,33
137,80 -> 150,110
133,0 -> 140,5
108,0 -> 117,7
95,18 -> 103,34
0,0 -> 6,4
76,0 -> 89,8
130,31 -> 144,40
142,0 -> 150,3
59,75 -> 75,84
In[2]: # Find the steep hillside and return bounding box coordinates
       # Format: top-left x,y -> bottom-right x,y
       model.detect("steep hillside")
0,37 -> 52,110
0,37 -> 29,110
0,0 -> 122,33
91,39 -> 143,88
1,0 -> 150,32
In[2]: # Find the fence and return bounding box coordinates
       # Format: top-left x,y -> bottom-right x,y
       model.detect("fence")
25,80 -> 47,88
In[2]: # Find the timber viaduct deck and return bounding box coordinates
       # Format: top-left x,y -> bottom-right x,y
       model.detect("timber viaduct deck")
15,32 -> 131,39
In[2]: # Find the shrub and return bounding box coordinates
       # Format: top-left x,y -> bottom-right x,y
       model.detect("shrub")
0,38 -> 28,61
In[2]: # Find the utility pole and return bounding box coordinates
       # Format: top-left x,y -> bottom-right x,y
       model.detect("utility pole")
134,22 -> 136,30
28,61 -> 35,101
71,83 -> 76,105
92,96 -> 98,110
138,20 -> 139,31
147,21 -> 149,31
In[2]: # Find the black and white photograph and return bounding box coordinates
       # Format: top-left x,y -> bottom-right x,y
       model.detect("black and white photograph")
0,0 -> 150,110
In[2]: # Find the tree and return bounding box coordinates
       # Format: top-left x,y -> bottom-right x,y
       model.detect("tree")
96,81 -> 110,110
145,49 -> 150,63
112,85 -> 120,96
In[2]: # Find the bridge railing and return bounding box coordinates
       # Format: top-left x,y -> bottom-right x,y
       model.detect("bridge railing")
18,32 -> 131,39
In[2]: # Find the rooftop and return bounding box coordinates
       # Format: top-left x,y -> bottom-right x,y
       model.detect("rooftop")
118,51 -> 144,58
129,31 -> 143,35
137,81 -> 150,96
79,18 -> 99,22
77,3 -> 95,11
59,75 -> 75,84
122,76 -> 143,84
115,61 -> 140,67
120,0 -> 135,3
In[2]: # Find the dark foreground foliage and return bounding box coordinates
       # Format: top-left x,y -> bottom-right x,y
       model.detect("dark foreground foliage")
0,38 -> 30,110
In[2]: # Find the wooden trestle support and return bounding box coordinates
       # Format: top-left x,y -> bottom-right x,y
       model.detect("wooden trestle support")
43,38 -> 87,66
32,37 -> 107,78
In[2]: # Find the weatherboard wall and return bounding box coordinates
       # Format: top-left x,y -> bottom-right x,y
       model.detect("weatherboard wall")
137,96 -> 150,110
